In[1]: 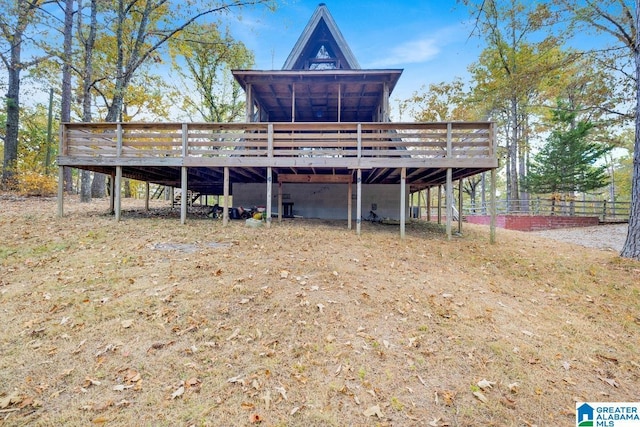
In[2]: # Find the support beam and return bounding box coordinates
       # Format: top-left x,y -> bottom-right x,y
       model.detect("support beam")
145,182 -> 150,211
266,167 -> 272,228
109,174 -> 115,214
348,178 -> 352,230
446,168 -> 453,240
57,166 -> 64,217
223,167 -> 229,227
400,167 -> 406,239
426,188 -> 431,222
277,174 -> 352,184
278,181 -> 283,222
356,169 -> 362,235
115,166 -> 122,221
181,166 -> 187,225
458,179 -> 463,235
437,185 -> 442,224
490,168 -> 497,244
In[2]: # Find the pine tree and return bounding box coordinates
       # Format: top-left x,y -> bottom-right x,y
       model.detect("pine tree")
525,102 -> 611,196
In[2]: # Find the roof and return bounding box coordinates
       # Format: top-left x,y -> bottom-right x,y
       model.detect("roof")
233,69 -> 402,122
282,3 -> 360,70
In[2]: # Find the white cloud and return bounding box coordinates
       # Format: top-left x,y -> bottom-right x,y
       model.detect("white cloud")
370,37 -> 440,67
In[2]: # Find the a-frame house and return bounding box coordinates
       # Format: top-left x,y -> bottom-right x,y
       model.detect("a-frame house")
57,3 -> 498,238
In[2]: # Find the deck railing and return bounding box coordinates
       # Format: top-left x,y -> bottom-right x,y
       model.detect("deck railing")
59,122 -> 496,167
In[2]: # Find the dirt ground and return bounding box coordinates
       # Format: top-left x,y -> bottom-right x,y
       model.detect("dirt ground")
1,195 -> 639,427
530,224 -> 628,252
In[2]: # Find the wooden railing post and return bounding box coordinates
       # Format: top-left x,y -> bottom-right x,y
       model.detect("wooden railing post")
116,123 -> 123,157
446,122 -> 452,158
181,123 -> 188,158
268,123 -> 273,158
357,123 -> 362,160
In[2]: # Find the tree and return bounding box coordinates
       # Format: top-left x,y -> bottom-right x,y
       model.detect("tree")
551,0 -> 639,258
466,0 -> 574,212
169,23 -> 254,122
623,0 -> 640,258
0,0 -> 52,188
525,101 -> 611,197
78,0 -> 98,202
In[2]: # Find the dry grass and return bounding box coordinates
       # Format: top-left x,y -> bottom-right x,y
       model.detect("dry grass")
1,195 -> 639,427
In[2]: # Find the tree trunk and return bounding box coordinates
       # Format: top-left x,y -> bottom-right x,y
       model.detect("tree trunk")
621,0 -> 640,259
509,96 -> 520,211
79,0 -> 98,202
80,171 -> 92,202
61,0 -> 74,193
2,53 -> 21,189
91,173 -> 106,198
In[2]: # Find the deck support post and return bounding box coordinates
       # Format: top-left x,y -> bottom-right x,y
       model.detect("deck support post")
223,167 -> 229,227
356,169 -> 362,235
458,179 -> 463,235
348,177 -> 353,230
109,173 -> 115,214
180,166 -> 187,225
426,188 -> 431,222
145,182 -> 150,211
266,167 -> 272,228
490,168 -> 497,244
400,167 -> 406,239
437,186 -> 442,224
57,166 -> 64,217
278,181 -> 283,222
115,166 -> 122,221
446,169 -> 453,240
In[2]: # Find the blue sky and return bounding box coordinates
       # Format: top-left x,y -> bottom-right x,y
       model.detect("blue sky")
230,0 -> 485,117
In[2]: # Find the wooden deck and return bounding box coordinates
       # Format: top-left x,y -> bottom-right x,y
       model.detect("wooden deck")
57,121 -> 498,237
58,121 -> 497,189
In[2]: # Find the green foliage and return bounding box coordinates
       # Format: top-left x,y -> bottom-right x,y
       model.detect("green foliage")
525,100 -> 612,195
169,23 -> 254,122
400,78 -> 483,122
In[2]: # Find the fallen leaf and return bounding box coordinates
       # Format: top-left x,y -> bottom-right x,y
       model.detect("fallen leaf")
92,416 -> 109,424
124,369 -> 141,383
83,377 -> 101,388
477,379 -> 495,390
275,386 -> 288,401
280,270 -> 289,279
290,406 -> 300,415
228,375 -> 244,384
521,330 -> 534,337
501,396 -> 516,409
508,382 -> 519,393
473,391 -> 488,403
171,386 -> 184,399
598,376 -> 619,388
121,319 -> 134,329
363,405 -> 384,418
0,392 -> 22,409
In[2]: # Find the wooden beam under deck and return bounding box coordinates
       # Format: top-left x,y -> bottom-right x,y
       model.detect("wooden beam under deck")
276,173 -> 352,183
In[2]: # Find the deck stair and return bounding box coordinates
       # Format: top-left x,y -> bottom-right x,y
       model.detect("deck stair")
173,190 -> 200,208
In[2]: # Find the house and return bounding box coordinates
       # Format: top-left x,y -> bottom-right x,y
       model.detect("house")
56,3 -> 498,238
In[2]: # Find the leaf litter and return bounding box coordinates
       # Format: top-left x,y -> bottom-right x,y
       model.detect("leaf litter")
0,196 -> 639,426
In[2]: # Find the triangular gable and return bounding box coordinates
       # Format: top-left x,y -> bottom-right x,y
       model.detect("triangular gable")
282,3 -> 360,70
